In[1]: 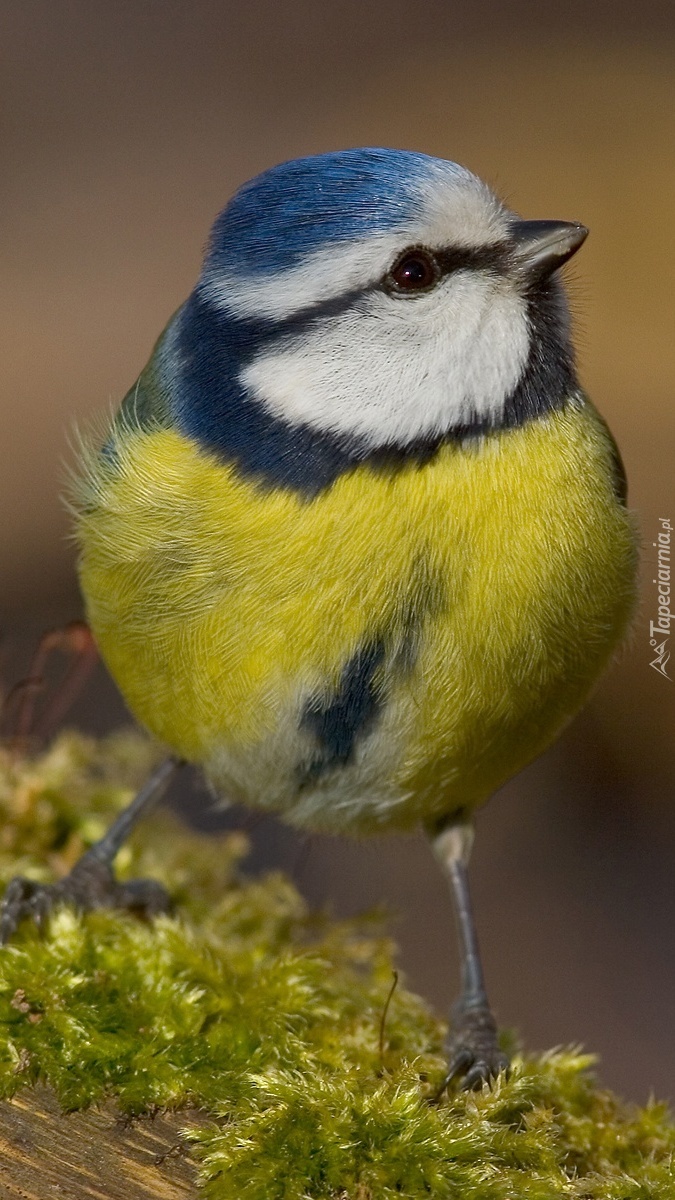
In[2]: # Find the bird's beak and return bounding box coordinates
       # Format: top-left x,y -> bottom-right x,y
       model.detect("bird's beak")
509,220 -> 589,282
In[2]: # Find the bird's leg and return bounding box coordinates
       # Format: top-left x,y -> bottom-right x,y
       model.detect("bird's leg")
0,756 -> 184,944
431,819 -> 509,1093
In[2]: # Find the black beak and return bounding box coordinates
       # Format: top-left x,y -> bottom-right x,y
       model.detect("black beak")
510,220 -> 588,282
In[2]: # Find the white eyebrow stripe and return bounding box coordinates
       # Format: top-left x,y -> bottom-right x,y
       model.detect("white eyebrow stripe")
199,176 -> 513,322
199,232 -> 408,320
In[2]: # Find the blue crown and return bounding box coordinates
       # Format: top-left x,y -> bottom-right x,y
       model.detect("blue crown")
202,148 -> 469,278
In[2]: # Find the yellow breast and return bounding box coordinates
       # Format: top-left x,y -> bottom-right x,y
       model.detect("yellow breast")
75,398 -> 638,833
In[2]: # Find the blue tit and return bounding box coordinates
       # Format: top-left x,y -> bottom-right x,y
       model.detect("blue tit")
1,148 -> 638,1088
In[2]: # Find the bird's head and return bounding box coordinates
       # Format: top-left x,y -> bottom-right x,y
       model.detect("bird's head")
171,149 -> 587,488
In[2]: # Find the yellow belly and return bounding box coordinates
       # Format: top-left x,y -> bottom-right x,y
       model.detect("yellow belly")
75,398 -> 638,833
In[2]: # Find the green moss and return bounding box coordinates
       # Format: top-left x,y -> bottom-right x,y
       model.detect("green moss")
0,732 -> 673,1198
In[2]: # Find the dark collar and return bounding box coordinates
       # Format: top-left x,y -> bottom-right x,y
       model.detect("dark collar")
169,280 -> 578,498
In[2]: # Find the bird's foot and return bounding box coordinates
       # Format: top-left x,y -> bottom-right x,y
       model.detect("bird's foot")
435,999 -> 510,1097
0,850 -> 170,944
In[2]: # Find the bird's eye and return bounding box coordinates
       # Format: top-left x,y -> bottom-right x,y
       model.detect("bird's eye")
387,248 -> 440,294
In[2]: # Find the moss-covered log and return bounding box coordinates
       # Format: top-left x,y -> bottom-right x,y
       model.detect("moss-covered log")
0,733 -> 673,1199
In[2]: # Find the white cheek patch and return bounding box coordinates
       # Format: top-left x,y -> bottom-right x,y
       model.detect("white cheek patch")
240,276 -> 530,445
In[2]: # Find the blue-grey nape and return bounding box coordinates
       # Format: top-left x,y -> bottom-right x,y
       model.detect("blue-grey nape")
168,292 -> 374,494
203,148 -> 470,279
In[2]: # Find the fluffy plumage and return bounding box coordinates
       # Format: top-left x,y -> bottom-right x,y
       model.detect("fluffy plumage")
74,148 -> 638,836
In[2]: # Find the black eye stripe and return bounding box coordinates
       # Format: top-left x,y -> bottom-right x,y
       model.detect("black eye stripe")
434,243 -> 510,276
382,242 -> 511,295
202,242 -> 514,343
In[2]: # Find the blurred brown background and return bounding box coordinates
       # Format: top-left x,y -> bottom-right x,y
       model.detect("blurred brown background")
1,1 -> 674,1102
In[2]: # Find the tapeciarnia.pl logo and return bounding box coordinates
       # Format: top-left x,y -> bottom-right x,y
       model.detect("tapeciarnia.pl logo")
649,517 -> 672,680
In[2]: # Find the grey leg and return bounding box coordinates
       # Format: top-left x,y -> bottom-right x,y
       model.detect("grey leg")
431,821 -> 509,1093
0,756 -> 184,944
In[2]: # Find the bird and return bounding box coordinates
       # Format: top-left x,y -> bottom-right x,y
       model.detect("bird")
0,147 -> 639,1090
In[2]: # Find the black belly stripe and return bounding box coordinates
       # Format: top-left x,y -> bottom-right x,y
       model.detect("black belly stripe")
301,640 -> 386,776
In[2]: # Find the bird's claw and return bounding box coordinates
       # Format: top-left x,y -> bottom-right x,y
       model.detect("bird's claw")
433,1000 -> 509,1099
0,851 -> 171,945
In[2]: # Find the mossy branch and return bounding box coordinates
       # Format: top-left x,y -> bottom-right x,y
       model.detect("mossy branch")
0,732 -> 673,1199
